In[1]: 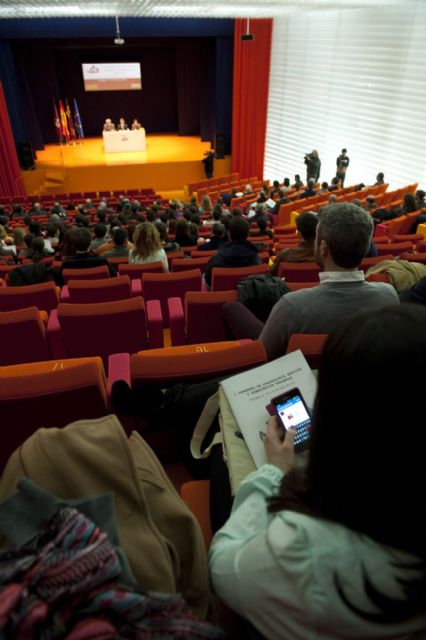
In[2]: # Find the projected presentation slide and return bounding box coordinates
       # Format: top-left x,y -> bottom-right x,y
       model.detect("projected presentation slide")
82,63 -> 142,91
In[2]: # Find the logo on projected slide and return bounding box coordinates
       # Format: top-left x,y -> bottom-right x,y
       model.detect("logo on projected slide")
88,65 -> 100,74
121,136 -> 129,142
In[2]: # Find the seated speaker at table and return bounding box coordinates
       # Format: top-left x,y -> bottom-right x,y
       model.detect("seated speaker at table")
103,118 -> 116,132
117,117 -> 129,131
132,118 -> 142,130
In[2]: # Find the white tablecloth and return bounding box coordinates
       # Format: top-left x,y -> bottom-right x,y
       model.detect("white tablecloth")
102,129 -> 146,153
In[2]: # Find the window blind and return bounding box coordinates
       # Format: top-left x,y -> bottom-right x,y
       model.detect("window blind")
264,3 -> 426,189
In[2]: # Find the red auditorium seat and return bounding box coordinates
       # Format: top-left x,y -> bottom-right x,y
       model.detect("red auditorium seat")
0,357 -> 110,470
0,281 -> 60,313
172,257 -> 210,273
60,275 -> 132,303
0,307 -> 52,365
277,262 -> 321,282
211,264 -> 269,291
142,269 -> 202,325
62,265 -> 110,283
47,297 -> 163,369
168,290 -> 239,346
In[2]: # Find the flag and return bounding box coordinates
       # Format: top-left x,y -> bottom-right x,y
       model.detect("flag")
53,100 -> 62,143
65,98 -> 76,141
59,99 -> 70,143
73,98 -> 84,140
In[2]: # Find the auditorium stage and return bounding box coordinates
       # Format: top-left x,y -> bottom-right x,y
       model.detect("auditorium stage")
22,135 -> 232,198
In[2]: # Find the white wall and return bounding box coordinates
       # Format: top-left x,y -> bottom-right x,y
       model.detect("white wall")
264,3 -> 426,189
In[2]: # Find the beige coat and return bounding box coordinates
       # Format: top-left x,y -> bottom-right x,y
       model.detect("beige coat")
0,414 -> 211,618
366,259 -> 426,292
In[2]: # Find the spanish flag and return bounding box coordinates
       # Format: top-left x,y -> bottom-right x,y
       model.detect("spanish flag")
66,98 -> 76,142
59,99 -> 70,143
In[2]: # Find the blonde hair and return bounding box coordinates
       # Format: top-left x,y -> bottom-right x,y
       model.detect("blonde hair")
131,222 -> 162,260
201,195 -> 212,211
0,225 -> 7,241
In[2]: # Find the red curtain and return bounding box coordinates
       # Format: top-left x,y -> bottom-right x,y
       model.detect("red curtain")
231,19 -> 273,181
0,81 -> 26,198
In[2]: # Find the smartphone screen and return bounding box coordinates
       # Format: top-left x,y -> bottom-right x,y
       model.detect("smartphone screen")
274,390 -> 311,451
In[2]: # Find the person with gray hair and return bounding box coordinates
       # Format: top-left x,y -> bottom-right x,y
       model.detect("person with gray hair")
223,203 -> 399,360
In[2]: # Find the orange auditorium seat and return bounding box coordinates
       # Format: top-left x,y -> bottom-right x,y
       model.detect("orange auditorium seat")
0,281 -> 60,313
181,480 -> 212,549
0,357 -> 109,470
0,307 -> 51,366
286,333 -> 328,369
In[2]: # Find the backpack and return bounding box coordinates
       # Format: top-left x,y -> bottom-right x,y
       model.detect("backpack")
237,273 -> 290,322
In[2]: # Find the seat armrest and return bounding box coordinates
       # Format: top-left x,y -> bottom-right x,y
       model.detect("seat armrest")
60,285 -> 71,302
107,353 -> 131,396
46,309 -> 67,358
146,299 -> 164,349
131,278 -> 142,297
168,297 -> 186,346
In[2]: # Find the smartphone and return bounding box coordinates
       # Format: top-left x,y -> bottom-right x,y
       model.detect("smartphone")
271,387 -> 312,453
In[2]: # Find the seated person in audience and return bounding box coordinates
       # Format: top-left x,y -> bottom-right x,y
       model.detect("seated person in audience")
374,171 -> 385,186
155,222 -> 180,253
250,217 -> 273,240
282,177 -> 291,192
50,201 -> 67,218
209,304 -> 426,640
26,237 -> 52,262
129,222 -> 168,272
199,195 -> 213,216
299,178 -> 317,199
189,221 -> 201,245
204,217 -> 261,289
61,227 -> 116,278
0,225 -> 16,260
328,176 -> 341,191
197,223 -> 227,251
292,174 -> 304,190
269,180 -> 281,198
89,223 -> 108,251
271,212 -> 318,276
223,203 -> 399,360
18,233 -> 35,260
46,222 -> 60,248
80,198 -> 95,213
13,227 -> 26,254
29,202 -> 47,216
328,194 -> 338,204
364,195 -> 377,213
415,189 -> 425,209
103,228 -> 130,258
131,118 -> 142,130
174,218 -> 198,247
103,118 -> 116,131
394,193 -> 418,217
318,181 -> 329,194
117,117 -> 129,131
270,189 -> 290,216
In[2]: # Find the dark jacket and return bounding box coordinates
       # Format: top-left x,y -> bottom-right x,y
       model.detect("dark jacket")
299,186 -> 317,199
399,276 -> 426,304
204,240 -> 261,287
197,236 -> 226,251
174,233 -> 198,247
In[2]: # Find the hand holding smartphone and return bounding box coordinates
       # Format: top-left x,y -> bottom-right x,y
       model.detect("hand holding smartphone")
270,387 -> 312,454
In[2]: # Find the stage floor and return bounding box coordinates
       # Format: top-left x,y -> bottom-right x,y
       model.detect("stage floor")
22,135 -> 232,197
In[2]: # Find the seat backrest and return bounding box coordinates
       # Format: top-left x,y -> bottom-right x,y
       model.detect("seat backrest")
359,254 -> 394,271
142,269 -> 202,325
172,257 -> 210,273
277,262 -> 321,282
395,212 -> 419,235
377,242 -> 413,256
286,333 -> 328,369
62,265 -> 110,283
57,297 -> 149,368
0,357 -> 109,470
185,290 -> 239,344
0,306 -> 51,365
0,281 -> 59,313
67,275 -> 132,303
211,263 -> 269,291
131,340 -> 268,386
119,262 -> 163,280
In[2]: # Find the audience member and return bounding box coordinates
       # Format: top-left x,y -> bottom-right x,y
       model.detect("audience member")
271,212 -> 318,275
299,178 -> 317,199
318,181 -> 329,194
90,224 -> 108,251
250,218 -> 273,240
204,217 -> 261,289
129,222 -> 168,272
156,222 -> 180,253
61,227 -> 116,278
209,304 -> 426,639
223,203 -> 399,360
292,175 -> 304,190
415,189 -> 425,209
174,219 -> 198,247
199,195 -> 213,216
374,172 -> 385,186
270,190 -> 290,216
197,223 -> 227,251
103,228 -> 130,258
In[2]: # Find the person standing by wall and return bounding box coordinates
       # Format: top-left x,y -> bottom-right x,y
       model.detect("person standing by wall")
336,148 -> 350,186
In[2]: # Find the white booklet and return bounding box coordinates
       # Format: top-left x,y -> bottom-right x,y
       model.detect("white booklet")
221,350 -> 317,468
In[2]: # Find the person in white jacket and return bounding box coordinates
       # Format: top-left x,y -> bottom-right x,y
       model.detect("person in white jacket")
209,304 -> 426,640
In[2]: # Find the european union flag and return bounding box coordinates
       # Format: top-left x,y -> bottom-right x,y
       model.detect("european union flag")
73,98 -> 84,140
